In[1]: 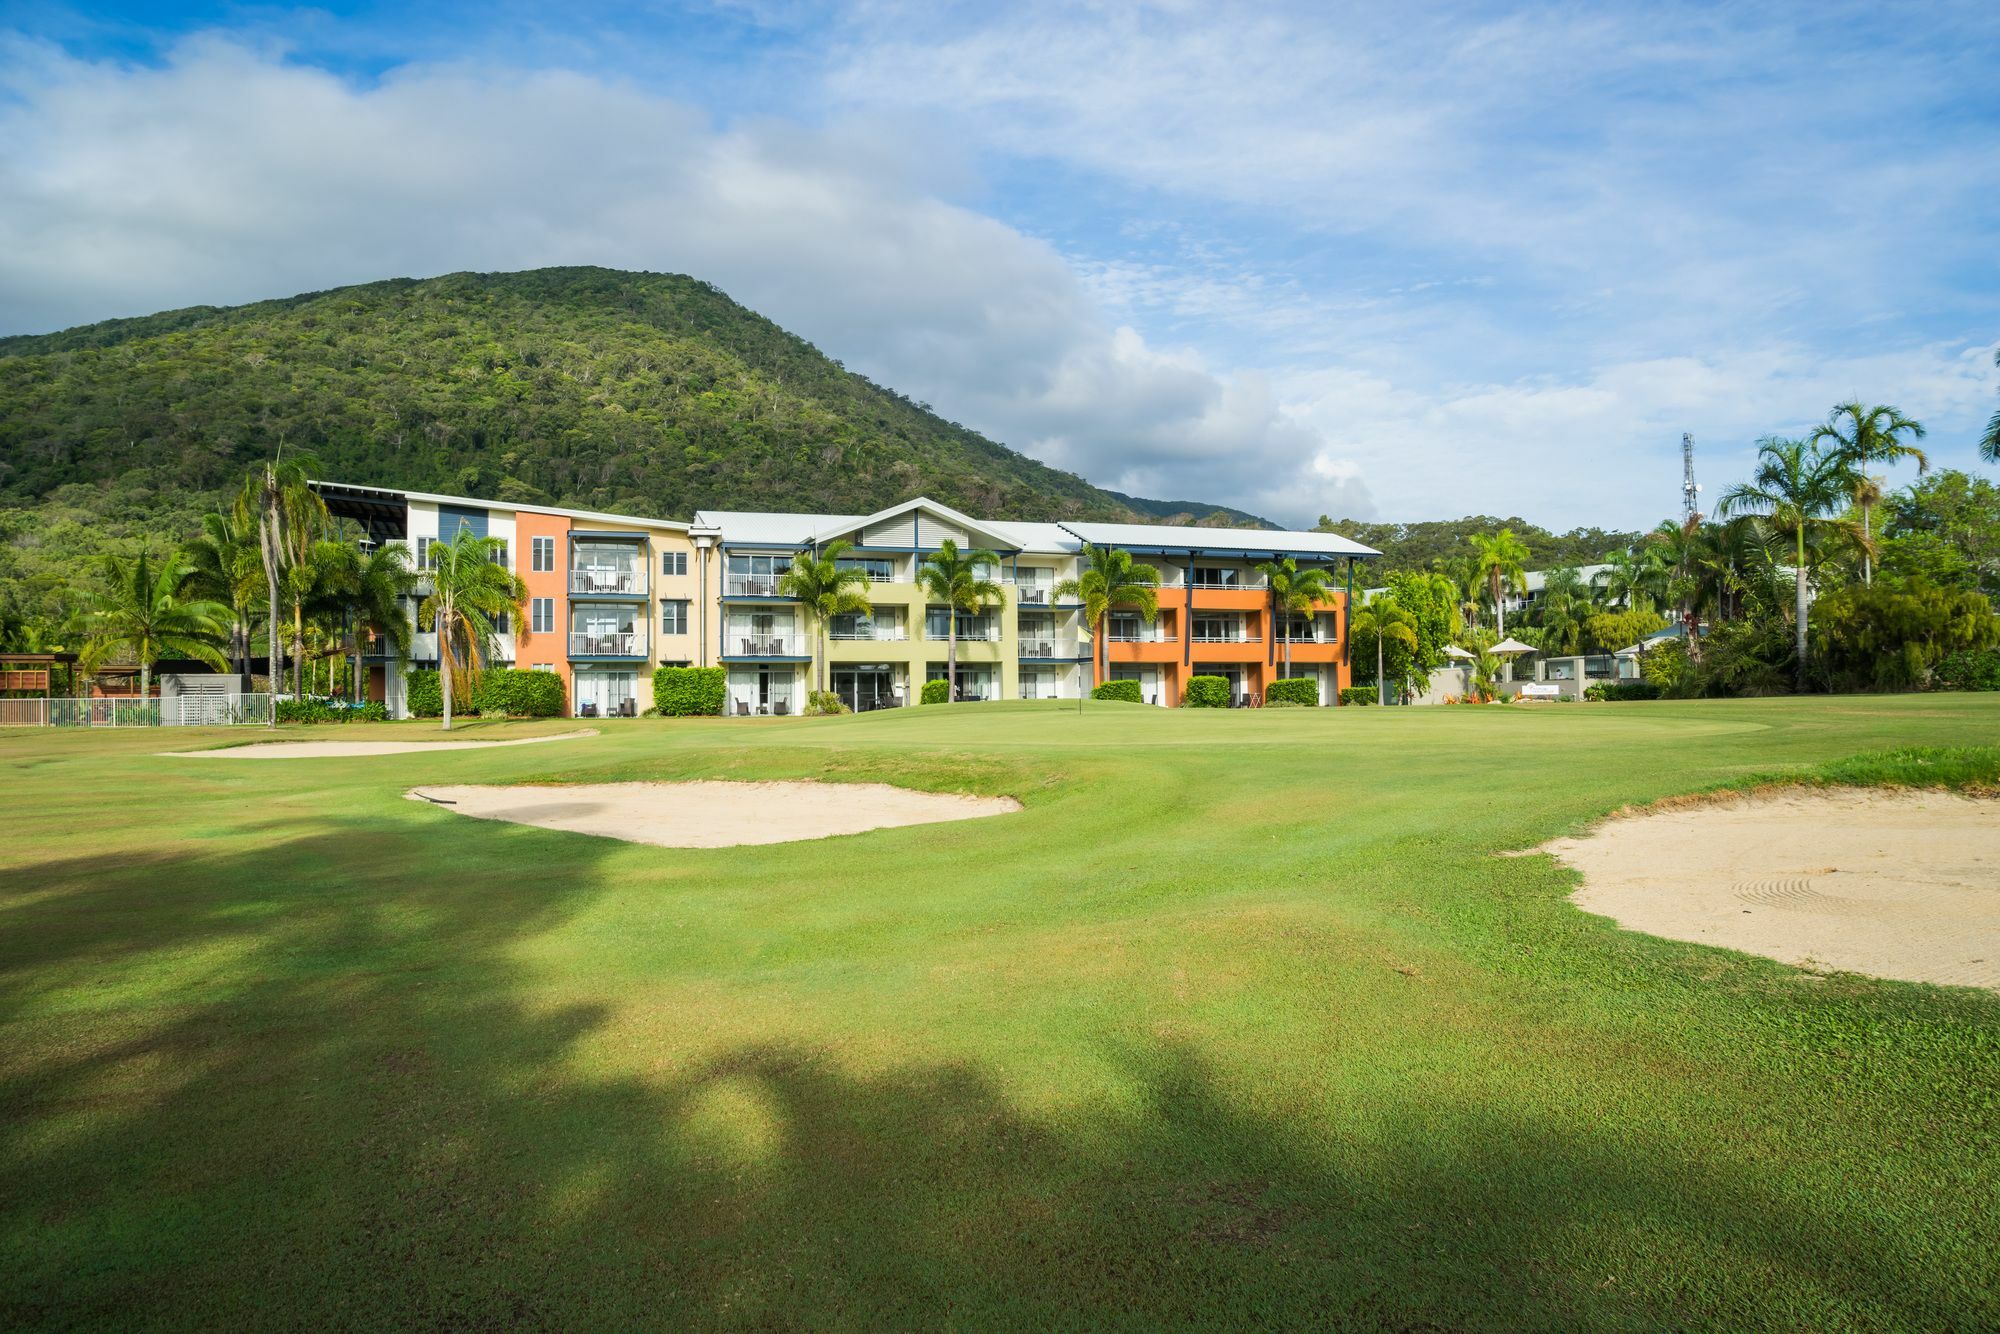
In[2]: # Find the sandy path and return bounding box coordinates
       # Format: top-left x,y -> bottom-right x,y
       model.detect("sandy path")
1546,789 -> 2000,990
168,729 -> 598,758
408,779 -> 1020,847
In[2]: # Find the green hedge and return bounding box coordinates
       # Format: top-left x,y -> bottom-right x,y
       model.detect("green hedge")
1337,686 -> 1377,706
275,698 -> 337,724
1181,675 -> 1229,708
473,668 -> 565,717
1584,681 -> 1662,702
1091,679 -> 1144,703
404,669 -> 443,718
654,666 -> 726,716
920,678 -> 951,705
1934,647 -> 2000,692
1267,678 -> 1320,706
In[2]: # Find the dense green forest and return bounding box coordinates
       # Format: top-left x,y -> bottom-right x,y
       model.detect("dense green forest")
0,266 -> 1272,625
1315,514 -> 1644,579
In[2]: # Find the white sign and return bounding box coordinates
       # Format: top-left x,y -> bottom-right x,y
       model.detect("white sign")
1520,682 -> 1562,697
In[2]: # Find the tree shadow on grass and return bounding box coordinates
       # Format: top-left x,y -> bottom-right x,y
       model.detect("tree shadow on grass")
0,816 -> 1987,1328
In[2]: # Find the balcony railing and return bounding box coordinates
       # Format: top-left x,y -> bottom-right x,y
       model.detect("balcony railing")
830,627 -> 909,641
1015,587 -> 1051,605
570,570 -> 646,596
924,628 -> 1000,642
1107,630 -> 1175,643
1192,632 -> 1262,644
726,576 -> 787,597
1017,639 -> 1081,659
570,632 -> 647,657
730,635 -> 804,657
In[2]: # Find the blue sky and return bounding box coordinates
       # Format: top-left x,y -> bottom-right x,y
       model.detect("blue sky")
3,1 -> 1996,528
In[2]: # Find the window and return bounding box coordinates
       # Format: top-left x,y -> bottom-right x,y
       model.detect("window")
836,556 -> 895,581
494,612 -> 510,634
661,600 -> 689,635
533,663 -> 554,672
661,550 -> 687,577
531,598 -> 555,634
1192,566 -> 1240,588
532,536 -> 555,572
416,536 -> 434,569
490,539 -> 509,569
926,609 -> 995,640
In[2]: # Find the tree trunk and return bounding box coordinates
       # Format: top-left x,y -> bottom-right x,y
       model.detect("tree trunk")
947,616 -> 958,700
1861,499 -> 1872,587
1794,526 -> 1809,690
260,500 -> 281,728
140,661 -> 150,716
1377,634 -> 1385,706
293,603 -> 306,699
440,603 -> 454,731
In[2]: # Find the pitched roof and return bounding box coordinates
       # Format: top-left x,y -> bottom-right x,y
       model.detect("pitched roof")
1056,520 -> 1379,559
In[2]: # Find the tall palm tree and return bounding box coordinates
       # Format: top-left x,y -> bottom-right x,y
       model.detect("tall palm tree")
916,539 -> 1003,701
81,551 -> 231,707
1716,435 -> 1861,685
283,536 -> 357,698
182,509 -> 264,678
1054,544 -> 1160,692
1593,545 -> 1668,615
1982,350 -> 2000,463
236,451 -> 325,717
1810,401 -> 1927,586
1531,566 -> 1590,657
777,539 -> 875,693
417,529 -> 527,730
1351,595 -> 1418,704
338,542 -> 418,706
1255,556 -> 1334,674
1467,530 -> 1530,635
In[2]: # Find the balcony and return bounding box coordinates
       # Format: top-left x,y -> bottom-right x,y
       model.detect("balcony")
1015,587 -> 1051,606
925,628 -> 1001,642
570,569 -> 647,597
569,631 -> 647,658
725,576 -> 787,598
830,626 -> 909,642
1107,629 -> 1174,643
728,634 -> 805,658
1192,632 -> 1263,644
1017,638 -> 1082,659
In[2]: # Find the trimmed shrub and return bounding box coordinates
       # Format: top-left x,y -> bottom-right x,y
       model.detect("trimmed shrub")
1584,681 -> 1661,702
473,668 -> 565,717
1932,647 -> 2000,692
1337,686 -> 1377,706
275,697 -> 337,724
1181,675 -> 1229,708
654,665 -> 726,716
805,690 -> 848,716
354,701 -> 389,723
1091,679 -> 1144,703
920,678 -> 951,705
1267,677 -> 1320,706
405,668 -> 443,718
1264,698 -> 1309,708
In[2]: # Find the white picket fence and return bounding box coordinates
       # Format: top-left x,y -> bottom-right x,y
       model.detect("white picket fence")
0,694 -> 275,728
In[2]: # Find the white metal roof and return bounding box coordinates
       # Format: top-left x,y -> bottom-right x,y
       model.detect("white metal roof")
314,480 -> 691,532
692,509 -> 860,546
1056,520 -> 1379,559
987,521 -> 1083,554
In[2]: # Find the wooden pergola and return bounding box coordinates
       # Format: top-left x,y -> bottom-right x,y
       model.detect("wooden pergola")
0,653 -> 77,699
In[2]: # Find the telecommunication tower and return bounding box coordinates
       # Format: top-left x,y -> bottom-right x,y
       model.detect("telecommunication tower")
1681,432 -> 1700,522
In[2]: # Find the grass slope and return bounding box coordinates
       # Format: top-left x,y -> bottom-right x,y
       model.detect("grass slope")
2,696 -> 1996,1327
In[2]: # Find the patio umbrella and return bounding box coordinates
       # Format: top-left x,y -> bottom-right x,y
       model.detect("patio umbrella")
1442,645 -> 1475,660
1489,637 -> 1535,656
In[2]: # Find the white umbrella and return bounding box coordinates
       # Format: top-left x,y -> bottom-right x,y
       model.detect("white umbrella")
1490,637 -> 1535,656
1442,645 -> 1475,660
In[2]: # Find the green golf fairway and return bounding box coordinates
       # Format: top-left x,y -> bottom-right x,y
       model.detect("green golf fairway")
3,697 -> 1995,1328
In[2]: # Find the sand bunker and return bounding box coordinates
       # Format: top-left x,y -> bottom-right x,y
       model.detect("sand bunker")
170,729 -> 598,758
1547,789 -> 2000,990
407,780 -> 1021,848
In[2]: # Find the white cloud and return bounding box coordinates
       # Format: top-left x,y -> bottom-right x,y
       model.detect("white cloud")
0,34 -> 1372,524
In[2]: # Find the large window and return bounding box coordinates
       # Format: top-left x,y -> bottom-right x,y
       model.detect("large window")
925,609 -> 997,641
726,553 -> 792,596
836,556 -> 895,582
1192,566 -> 1243,588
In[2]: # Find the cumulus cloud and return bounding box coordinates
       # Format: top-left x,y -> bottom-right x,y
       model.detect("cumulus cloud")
0,34 -> 1374,524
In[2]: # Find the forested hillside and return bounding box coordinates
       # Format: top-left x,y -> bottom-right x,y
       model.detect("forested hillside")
1316,514 -> 1644,578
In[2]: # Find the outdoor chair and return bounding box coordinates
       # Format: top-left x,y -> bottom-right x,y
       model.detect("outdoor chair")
774,700 -> 789,716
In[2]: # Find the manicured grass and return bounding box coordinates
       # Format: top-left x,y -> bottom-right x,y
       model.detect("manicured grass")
2,696 -> 1996,1327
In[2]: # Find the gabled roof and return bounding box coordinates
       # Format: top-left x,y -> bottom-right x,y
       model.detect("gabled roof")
1056,520 -> 1378,560
987,521 -> 1083,555
810,496 -> 1021,552
692,509 -> 859,546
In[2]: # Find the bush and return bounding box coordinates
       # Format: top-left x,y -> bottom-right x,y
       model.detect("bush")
1337,686 -> 1377,706
653,665 -> 726,716
275,697 -> 337,724
1933,647 -> 2000,692
920,678 -> 952,705
1091,679 -> 1144,703
1267,678 -> 1320,706
805,690 -> 848,716
1264,698 -> 1309,708
353,701 -> 389,723
1181,675 -> 1229,708
1811,577 -> 2000,692
1583,681 -> 1661,702
473,668 -> 565,717
1638,638 -> 1689,693
405,668 -> 443,718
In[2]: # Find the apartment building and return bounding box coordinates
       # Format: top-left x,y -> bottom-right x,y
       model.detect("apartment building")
314,484 -> 1378,715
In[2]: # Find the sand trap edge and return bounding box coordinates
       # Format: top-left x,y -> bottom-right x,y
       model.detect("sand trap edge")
164,728 -> 599,758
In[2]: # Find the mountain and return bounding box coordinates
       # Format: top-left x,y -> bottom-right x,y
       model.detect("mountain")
0,266 -> 1239,524
1315,514 -> 1646,579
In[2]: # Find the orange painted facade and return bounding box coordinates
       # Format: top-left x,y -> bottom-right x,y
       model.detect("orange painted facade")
514,510 -> 572,699
1095,587 -> 1351,706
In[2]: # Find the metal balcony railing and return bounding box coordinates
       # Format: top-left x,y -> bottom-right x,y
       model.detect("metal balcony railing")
830,627 -> 909,641
570,569 -> 646,596
730,635 -> 803,657
569,632 -> 647,657
725,577 -> 786,597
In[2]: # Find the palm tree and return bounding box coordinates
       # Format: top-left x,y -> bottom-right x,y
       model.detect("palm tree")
778,539 -> 875,693
1531,566 -> 1591,657
417,529 -> 527,730
1351,595 -> 1417,704
338,542 -> 417,706
1982,350 -> 2000,463
81,551 -> 231,707
1716,435 -> 1861,686
1255,556 -> 1334,675
1593,544 -> 1667,615
915,539 -> 1004,701
236,452 -> 325,718
1054,544 -> 1160,693
182,509 -> 264,678
1467,530 -> 1530,635
283,535 -> 357,698
1810,401 -> 1927,586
